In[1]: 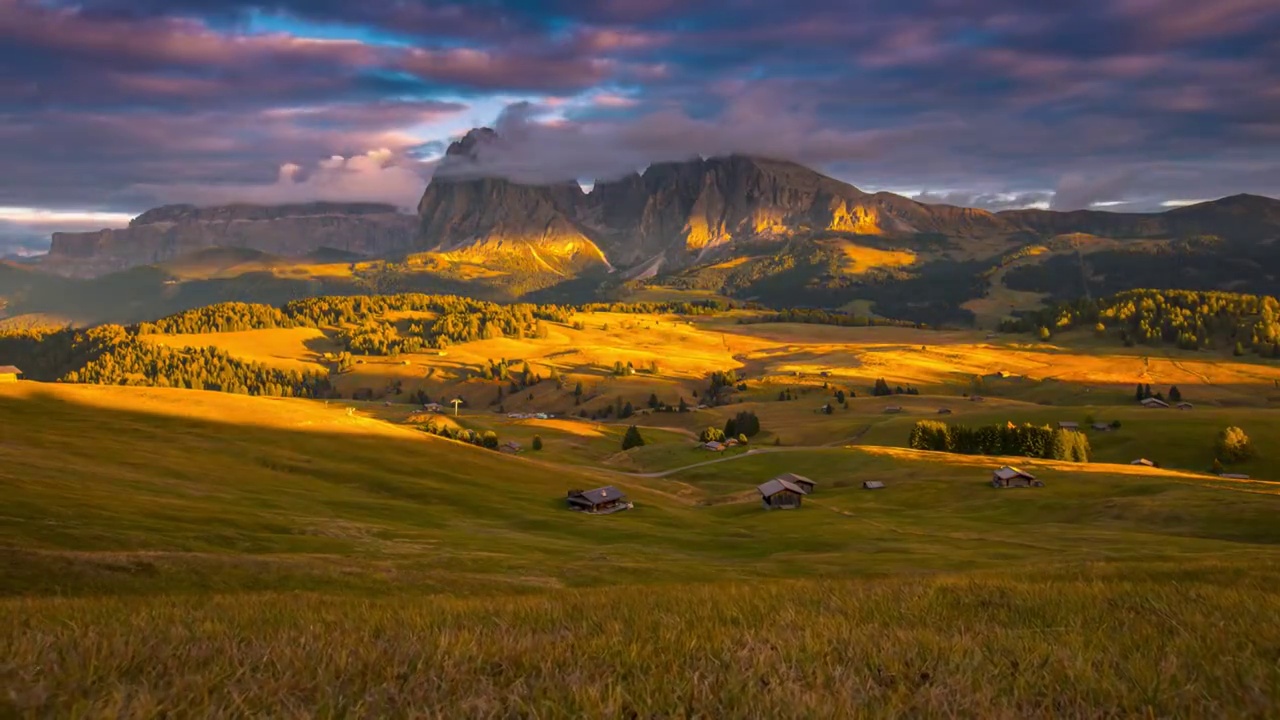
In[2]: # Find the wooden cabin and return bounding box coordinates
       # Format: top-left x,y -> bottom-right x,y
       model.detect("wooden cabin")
758,477 -> 808,510
567,486 -> 632,514
1141,397 -> 1170,409
937,408 -> 953,415
772,472 -> 816,494
1058,421 -> 1080,431
1131,458 -> 1155,467
1091,422 -> 1112,432
0,365 -> 22,383
862,480 -> 885,490
702,441 -> 725,452
991,466 -> 1042,488
1176,402 -> 1194,411
883,406 -> 903,414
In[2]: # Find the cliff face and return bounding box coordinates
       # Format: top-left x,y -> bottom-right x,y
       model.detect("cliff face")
582,155 -> 1016,269
415,129 -> 610,274
45,202 -> 419,277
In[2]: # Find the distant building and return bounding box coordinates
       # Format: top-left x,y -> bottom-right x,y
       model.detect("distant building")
0,365 -> 22,383
423,402 -> 445,413
771,472 -> 816,494
758,477 -> 808,510
1058,421 -> 1080,430
566,486 -> 632,514
883,406 -> 903,414
970,395 -> 986,402
1220,473 -> 1250,480
1091,423 -> 1112,432
1176,402 -> 1194,411
937,408 -> 953,415
1141,397 -> 1170,409
862,480 -> 886,490
702,441 -> 725,452
991,466 -> 1042,488
1131,458 -> 1155,467
500,441 -> 522,454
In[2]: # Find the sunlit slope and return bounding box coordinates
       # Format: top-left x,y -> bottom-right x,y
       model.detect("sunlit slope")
3,383 -> 1280,599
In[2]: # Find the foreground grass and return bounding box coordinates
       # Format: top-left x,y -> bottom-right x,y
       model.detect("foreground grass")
4,560 -> 1278,718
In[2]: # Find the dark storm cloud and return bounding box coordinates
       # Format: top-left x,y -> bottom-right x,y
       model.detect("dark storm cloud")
2,0 -> 1279,245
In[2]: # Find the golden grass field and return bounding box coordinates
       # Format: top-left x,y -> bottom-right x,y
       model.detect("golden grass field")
5,308 -> 1280,716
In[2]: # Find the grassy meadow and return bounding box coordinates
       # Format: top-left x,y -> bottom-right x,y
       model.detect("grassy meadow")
3,307 -> 1280,716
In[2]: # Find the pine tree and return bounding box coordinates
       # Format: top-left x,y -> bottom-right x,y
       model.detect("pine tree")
532,435 -> 543,451
648,393 -> 660,409
621,425 -> 645,450
1168,385 -> 1182,403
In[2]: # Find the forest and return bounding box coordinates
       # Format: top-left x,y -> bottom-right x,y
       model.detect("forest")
1002,289 -> 1280,357
909,420 -> 1091,462
0,324 -> 334,397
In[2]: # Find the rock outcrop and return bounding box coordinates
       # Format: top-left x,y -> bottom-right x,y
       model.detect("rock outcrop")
45,202 -> 418,278
416,129 -> 610,275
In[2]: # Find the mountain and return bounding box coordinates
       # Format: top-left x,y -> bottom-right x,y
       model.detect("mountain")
44,202 -> 419,278
581,155 -> 1016,272
416,129 -> 610,276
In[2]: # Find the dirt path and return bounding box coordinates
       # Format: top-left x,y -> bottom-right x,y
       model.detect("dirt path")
610,424 -> 877,478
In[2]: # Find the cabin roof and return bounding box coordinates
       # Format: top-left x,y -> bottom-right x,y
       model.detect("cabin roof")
758,478 -> 808,497
1141,397 -> 1170,407
1131,459 -> 1154,466
576,486 -> 626,505
772,472 -> 816,487
0,365 -> 22,374
1058,421 -> 1079,429
863,480 -> 886,489
993,465 -> 1036,481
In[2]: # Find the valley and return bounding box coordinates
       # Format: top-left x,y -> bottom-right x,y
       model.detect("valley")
3,293 -> 1280,715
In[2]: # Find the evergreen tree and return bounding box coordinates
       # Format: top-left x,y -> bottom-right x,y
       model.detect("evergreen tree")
1168,386 -> 1182,403
648,393 -> 660,409
622,425 -> 646,450
532,435 -> 543,451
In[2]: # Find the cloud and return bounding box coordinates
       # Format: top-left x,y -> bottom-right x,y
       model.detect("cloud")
0,209 -> 134,256
2,0 -> 1278,214
134,149 -> 429,210
911,190 -> 1053,211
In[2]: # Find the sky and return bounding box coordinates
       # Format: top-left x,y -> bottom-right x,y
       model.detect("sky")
2,0 -> 1279,255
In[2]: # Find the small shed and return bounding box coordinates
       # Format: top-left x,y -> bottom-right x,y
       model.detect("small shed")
567,486 -> 632,514
862,480 -> 885,490
937,408 -> 953,415
1058,421 -> 1080,431
1091,422 -> 1112,432
772,472 -> 816,494
724,438 -> 739,447
991,466 -> 1042,488
1131,458 -> 1155,467
884,406 -> 903,414
1220,473 -> 1250,479
702,441 -> 725,452
1177,402 -> 1194,410
970,395 -> 986,402
1141,397 -> 1170,409
500,441 -> 522,454
758,477 -> 808,510
0,365 -> 23,383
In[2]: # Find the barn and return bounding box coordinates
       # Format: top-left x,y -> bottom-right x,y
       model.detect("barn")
771,472 -> 816,494
566,486 -> 632,514
758,477 -> 808,510
0,365 -> 22,383
991,466 -> 1042,488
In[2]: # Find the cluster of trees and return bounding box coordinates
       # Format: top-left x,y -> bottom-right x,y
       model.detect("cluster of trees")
723,410 -> 761,438
747,308 -> 924,329
1002,290 -> 1280,357
872,378 -> 919,396
1135,384 -> 1182,403
421,420 -> 500,450
646,393 -> 692,413
137,302 -> 300,334
0,324 -> 333,398
909,420 -> 1091,462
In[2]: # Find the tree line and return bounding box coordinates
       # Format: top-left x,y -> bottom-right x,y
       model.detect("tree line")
1002,289 -> 1280,358
909,420 -> 1091,462
0,324 -> 333,398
